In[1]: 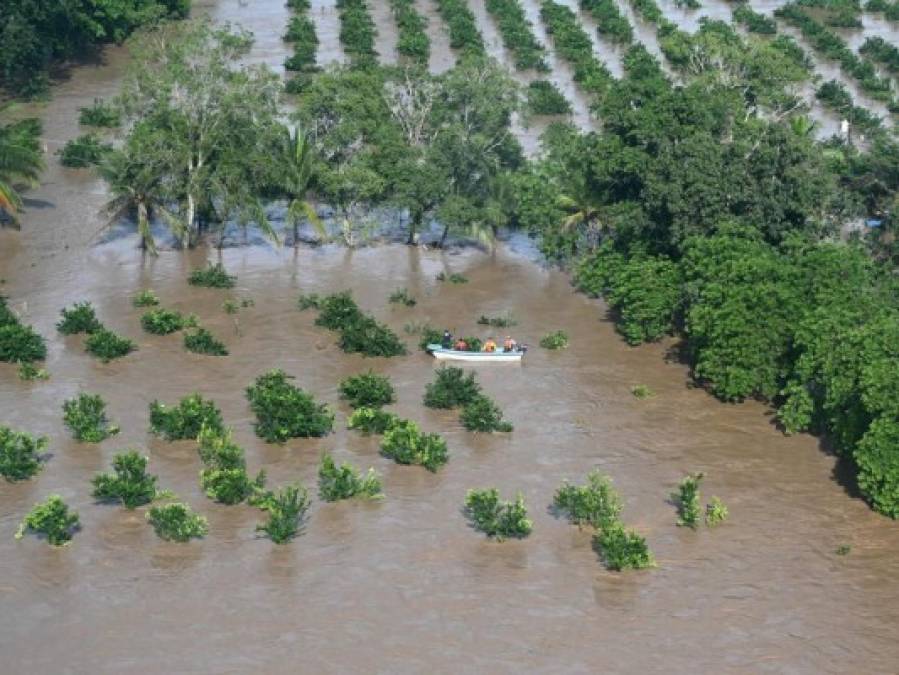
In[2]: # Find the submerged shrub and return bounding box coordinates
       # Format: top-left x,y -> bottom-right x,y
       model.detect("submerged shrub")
593,524 -> 654,571
339,371 -> 395,408
460,394 -> 513,432
132,290 -> 160,307
256,483 -> 310,544
197,426 -> 266,505
464,488 -> 532,540
0,323 -> 47,363
85,328 -> 135,361
540,330 -> 569,350
315,292 -> 361,329
15,495 -> 80,546
17,361 -> 49,381
0,426 -> 47,481
347,406 -> 399,434
141,308 -> 189,335
706,496 -> 728,526
297,293 -> 322,310
91,451 -> 162,509
435,272 -> 468,283
318,453 -> 383,501
58,134 -> 112,168
78,98 -> 120,127
424,366 -> 481,408
381,418 -> 449,471
526,79 -> 572,115
673,472 -> 704,528
63,393 -> 119,442
57,301 -> 102,335
337,315 -> 407,357
146,502 -> 208,542
149,394 -> 224,441
388,288 -> 417,306
631,384 -> 654,399
188,263 -> 236,289
553,470 -> 622,529
246,370 -> 334,442
477,311 -> 517,327
184,328 -> 228,356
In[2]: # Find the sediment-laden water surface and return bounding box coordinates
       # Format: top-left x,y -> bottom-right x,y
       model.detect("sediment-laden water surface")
2,1 -> 899,673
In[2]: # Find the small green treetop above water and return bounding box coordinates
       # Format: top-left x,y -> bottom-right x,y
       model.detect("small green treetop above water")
593,524 -> 655,571
706,496 -> 728,526
318,453 -> 383,501
380,418 -> 448,472
339,371 -> 395,408
91,451 -> 163,509
15,495 -> 80,546
460,394 -> 513,433
424,366 -> 481,409
57,302 -> 102,335
553,470 -> 622,530
256,483 -> 310,544
141,308 -> 191,335
18,361 -> 49,381
631,384 -> 654,399
184,328 -> 228,356
540,330 -> 569,350
347,406 -> 399,434
674,472 -> 704,528
388,288 -> 416,306
0,426 -> 47,482
149,393 -> 224,441
188,263 -> 236,289
246,369 -> 334,443
0,323 -> 47,363
464,489 -> 532,540
85,328 -> 136,362
197,426 -> 265,505
63,393 -> 120,443
147,502 -> 209,542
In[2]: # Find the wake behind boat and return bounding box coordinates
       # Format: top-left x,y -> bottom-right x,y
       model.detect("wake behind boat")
426,344 -> 525,362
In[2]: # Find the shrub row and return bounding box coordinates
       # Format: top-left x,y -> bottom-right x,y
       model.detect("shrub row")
0,426 -> 47,482
284,0 -> 319,83
484,0 -> 549,71
305,291 -> 407,357
859,36 -> 899,74
389,0 -> 430,66
540,1 -> 614,100
628,0 -> 664,23
579,0 -> 634,45
424,365 -> 513,432
434,0 -> 486,58
732,4 -> 778,34
336,0 -> 379,69
527,80 -> 573,115
815,80 -> 884,133
796,0 -> 862,27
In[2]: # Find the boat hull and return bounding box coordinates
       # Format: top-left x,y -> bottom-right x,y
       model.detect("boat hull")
427,344 -> 523,362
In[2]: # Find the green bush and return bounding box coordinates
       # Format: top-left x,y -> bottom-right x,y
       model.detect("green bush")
337,315 -> 408,357
184,328 -> 228,356
337,0 -> 378,68
17,361 -> 49,381
58,134 -> 112,168
63,393 -> 120,442
732,4 -> 777,34
477,311 -> 517,327
85,328 -> 136,361
486,0 -> 549,71
91,451 -> 161,509
149,393 -> 224,441
57,302 -> 102,334
854,417 -> 899,518
424,366 -> 481,408
78,99 -> 121,127
256,483 -> 310,543
246,369 -> 334,442
593,524 -> 654,570
132,290 -> 160,307
673,472 -> 703,528
526,80 -> 572,115
339,371 -> 395,408
0,426 -> 47,481
705,496 -> 728,526
297,293 -> 321,310
381,418 -> 449,471
15,495 -> 80,546
318,453 -> 383,501
197,426 -> 265,505
390,0 -> 430,65
0,323 -> 47,363
464,488 -> 532,539
146,502 -> 208,541
553,470 -> 622,529
347,406 -> 399,434
460,394 -> 513,432
631,384 -> 653,399
141,308 -> 190,335
434,0 -> 486,56
418,327 -> 443,351
188,263 -> 236,288
579,0 -> 633,44
540,330 -> 569,349
388,288 -> 416,306
540,1 -> 614,98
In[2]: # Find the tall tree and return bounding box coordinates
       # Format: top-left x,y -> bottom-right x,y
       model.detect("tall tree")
0,113 -> 44,226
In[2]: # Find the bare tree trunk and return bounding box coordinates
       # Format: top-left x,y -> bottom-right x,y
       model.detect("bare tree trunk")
439,222 -> 450,248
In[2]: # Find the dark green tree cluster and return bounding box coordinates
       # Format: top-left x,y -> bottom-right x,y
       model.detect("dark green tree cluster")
731,3 -> 777,34
197,426 -> 266,505
246,369 -> 334,443
526,80 -> 572,116
485,0 -> 549,71
92,451 -> 163,509
0,295 -> 46,364
284,0 -> 319,80
433,0 -> 485,57
339,371 -> 396,408
540,1 -> 614,101
579,0 -> 634,44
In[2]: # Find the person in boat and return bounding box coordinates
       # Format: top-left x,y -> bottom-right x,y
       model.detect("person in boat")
503,336 -> 517,352
483,337 -> 497,353
442,329 -> 453,349
454,337 -> 468,351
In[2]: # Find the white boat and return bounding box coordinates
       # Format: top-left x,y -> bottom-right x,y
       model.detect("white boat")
426,344 -> 525,362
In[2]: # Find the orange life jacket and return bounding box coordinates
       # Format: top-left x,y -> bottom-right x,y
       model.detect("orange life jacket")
484,340 -> 497,352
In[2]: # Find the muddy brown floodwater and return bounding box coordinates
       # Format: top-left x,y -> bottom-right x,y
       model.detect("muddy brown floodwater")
2,1 -> 899,673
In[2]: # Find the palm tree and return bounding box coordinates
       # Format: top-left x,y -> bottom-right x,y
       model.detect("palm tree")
0,113 -> 45,226
281,126 -> 324,246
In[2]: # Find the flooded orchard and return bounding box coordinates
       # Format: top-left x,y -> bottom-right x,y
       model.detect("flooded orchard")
2,0 -> 899,673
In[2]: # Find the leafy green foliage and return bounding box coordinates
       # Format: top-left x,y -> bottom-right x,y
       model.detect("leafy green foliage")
312,292 -> 407,357
78,99 -> 121,127
348,406 -> 399,434
147,503 -> 208,542
132,290 -> 160,307
85,328 -> 136,361
184,328 -> 228,356
390,0 -> 430,65
58,134 -> 112,168
17,361 -> 49,381
477,312 -> 517,328
318,453 -> 383,501
464,489 -> 532,539
460,394 -> 513,432
540,1 -> 614,100
197,426 -> 265,505
553,470 -> 622,529
149,393 -> 224,441
418,327 -> 444,351
57,302 -> 102,335
854,418 -> 899,518
141,308 -> 188,335
859,37 -> 899,74
435,272 -> 468,284
246,369 -> 334,443
15,496 -> 80,546
337,0 -> 378,68
0,323 -> 47,363
297,293 -> 321,310
388,288 -> 416,306
91,451 -> 161,509
339,371 -> 395,408
593,524 -> 654,570
579,0 -> 633,44
63,393 -> 119,443
732,4 -> 777,34
381,418 -> 449,471
188,263 -> 236,288
705,496 -> 728,526
486,0 -> 549,71
540,330 -> 569,350
256,484 -> 310,543
434,0 -> 486,57
673,473 -> 703,528
631,384 -> 653,399
284,15 -> 319,72
526,80 -> 572,115
0,426 -> 47,481
424,366 -> 481,408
